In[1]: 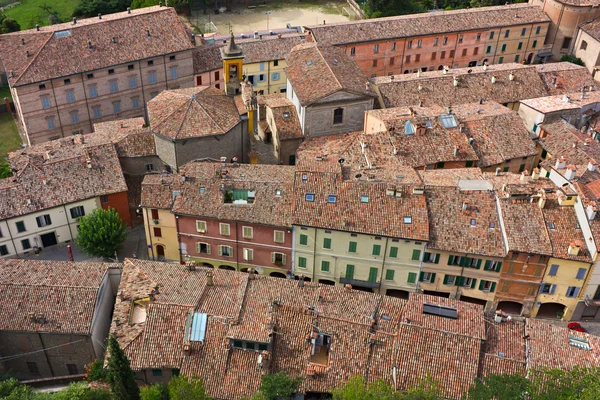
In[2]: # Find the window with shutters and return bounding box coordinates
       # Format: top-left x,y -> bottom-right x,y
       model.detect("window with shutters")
170,66 -> 178,80
368,267 -> 378,282
566,286 -> 580,298
448,255 -> 462,266
300,234 -> 308,246
420,272 -> 434,283
272,252 -> 286,265
196,242 -> 210,254
22,239 -> 31,250
196,220 -> 207,233
323,237 -> 332,249
548,264 -> 559,276
407,272 -> 417,284
242,226 -> 253,239
411,249 -> 421,261
501,44 -> 506,52
0,245 -> 8,256
480,280 -> 492,291
321,260 -> 330,272
576,268 -> 587,280
36,214 -> 51,227
149,72 -> 157,84
27,362 -> 40,375
444,275 -> 456,285
70,206 -> 85,218
92,106 -> 101,119
385,269 -> 395,281
463,277 -> 475,288
129,76 -> 137,89
67,364 -> 79,375
468,258 -> 480,268
220,223 -> 230,236
66,91 -> 75,103
424,252 -> 439,263
109,81 -> 118,93
348,241 -> 357,253
539,283 -> 554,294
89,85 -> 98,98
372,244 -> 381,256
153,227 -> 162,237
220,245 -> 232,257
243,248 -> 253,261
346,264 -> 355,279
389,246 -> 398,258
298,257 -> 307,268
274,230 -> 285,243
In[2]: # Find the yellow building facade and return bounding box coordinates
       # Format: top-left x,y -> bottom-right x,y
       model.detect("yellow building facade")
293,226 -> 425,296
143,207 -> 179,262
243,59 -> 289,95
484,23 -> 549,65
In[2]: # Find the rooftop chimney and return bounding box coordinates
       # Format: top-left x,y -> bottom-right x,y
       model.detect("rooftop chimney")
21,38 -> 24,45
298,276 -> 305,288
587,201 -> 597,221
35,24 -> 39,31
509,73 -> 515,81
127,7 -> 131,13
98,13 -> 102,19
568,241 -> 582,256
25,50 -> 29,57
72,17 -> 77,25
87,41 -> 92,49
588,160 -> 596,172
562,95 -> 570,103
531,168 -> 540,180
206,270 -> 213,286
491,75 -> 496,84
555,156 -> 567,170
538,195 -> 547,209
147,29 -> 151,37
453,146 -> 458,157
520,170 -> 528,181
495,167 -> 501,176
564,165 -> 576,180
453,76 -> 458,87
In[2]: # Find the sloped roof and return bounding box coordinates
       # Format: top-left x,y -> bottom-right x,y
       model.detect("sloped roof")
148,87 -> 241,140
91,117 -> 155,158
0,259 -> 116,334
0,6 -> 194,87
285,42 -> 373,105
305,4 -> 549,46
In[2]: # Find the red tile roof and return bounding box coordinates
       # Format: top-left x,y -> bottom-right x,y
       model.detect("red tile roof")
91,118 -> 156,158
148,87 -> 241,140
0,259 -> 116,334
0,6 -> 194,86
285,43 -> 373,105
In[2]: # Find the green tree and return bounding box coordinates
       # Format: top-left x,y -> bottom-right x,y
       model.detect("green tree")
76,207 -> 127,258
0,16 -> 20,33
72,0 -> 132,18
333,376 -> 399,400
50,382 -> 112,400
0,378 -> 23,397
465,373 -> 531,400
167,376 -> 208,400
106,335 -> 140,400
366,0 -> 424,17
86,359 -> 108,383
560,54 -> 585,66
140,384 -> 169,400
0,162 -> 11,179
130,0 -> 190,11
399,377 -> 443,400
257,372 -> 302,400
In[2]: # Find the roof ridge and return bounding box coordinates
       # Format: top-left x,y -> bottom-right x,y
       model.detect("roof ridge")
0,283 -> 102,290
13,32 -> 54,85
151,94 -> 193,135
190,94 -> 233,135
318,46 -> 344,97
174,95 -> 196,140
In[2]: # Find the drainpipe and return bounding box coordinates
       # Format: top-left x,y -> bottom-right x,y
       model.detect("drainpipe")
175,215 -> 182,263
415,242 -> 427,292
6,220 -> 18,257
235,221 -> 239,271
145,208 -> 155,261
312,227 -> 318,283
38,333 -> 55,377
380,237 -> 389,294
291,226 -> 296,275
63,205 -> 75,242
79,72 -> 93,133
49,79 -> 65,139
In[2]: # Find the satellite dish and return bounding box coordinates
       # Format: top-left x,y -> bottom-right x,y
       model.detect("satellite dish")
255,267 -> 264,275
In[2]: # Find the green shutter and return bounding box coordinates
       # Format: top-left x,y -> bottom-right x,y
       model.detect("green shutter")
430,273 -> 436,283
479,280 -> 485,290
434,253 -> 440,264
475,259 -> 482,269
447,255 -> 453,265
471,278 -> 477,289
389,247 -> 398,258
462,257 -> 470,267
495,262 -> 502,272
300,234 -> 308,245
349,241 -> 357,253
372,244 -> 381,256
490,282 -> 496,293
457,276 -> 464,286
346,265 -> 354,279
443,275 -> 449,285
484,260 -> 491,270
424,252 -> 431,262
385,269 -> 395,281
412,249 -> 421,261
323,238 -> 331,249
419,271 -> 424,282
466,161 -> 473,167
368,267 -> 378,282
407,272 -> 417,284
298,257 -> 306,268
321,260 -> 330,272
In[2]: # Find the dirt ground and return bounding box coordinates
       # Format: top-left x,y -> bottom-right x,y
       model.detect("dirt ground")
187,1 -> 352,34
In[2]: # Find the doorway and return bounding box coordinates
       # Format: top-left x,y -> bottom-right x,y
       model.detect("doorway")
40,232 -> 58,248
156,245 -> 165,260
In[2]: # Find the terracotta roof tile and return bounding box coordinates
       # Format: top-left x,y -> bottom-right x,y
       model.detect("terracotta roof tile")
534,63 -> 598,95
579,17 -> 600,42
0,259 -> 116,334
171,162 -> 295,227
141,173 -> 182,210
2,140 -> 127,220
305,4 -> 549,46
148,87 -> 241,140
91,118 -> 156,158
285,43 -> 373,105
0,7 -> 194,86
542,199 -> 592,262
498,198 -> 553,255
520,90 -> 600,114
238,35 -> 306,64
193,44 -> 224,74
258,94 -> 302,141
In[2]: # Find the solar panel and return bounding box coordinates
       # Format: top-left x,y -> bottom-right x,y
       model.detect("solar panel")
189,312 -> 208,342
423,303 -> 458,319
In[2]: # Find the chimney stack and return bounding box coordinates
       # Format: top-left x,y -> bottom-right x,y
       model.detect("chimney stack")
564,165 -> 576,181
568,241 -> 582,256
127,7 -> 131,13
298,276 -> 304,288
495,167 -> 501,176
206,270 -> 214,286
520,170 -> 528,181
72,17 -> 77,25
587,202 -> 597,221
35,24 -> 39,31
588,160 -> 596,172
555,156 -> 567,170
98,13 -> 102,19
453,146 -> 458,157
531,168 -> 540,180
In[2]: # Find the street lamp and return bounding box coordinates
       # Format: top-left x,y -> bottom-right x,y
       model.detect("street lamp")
265,11 -> 271,32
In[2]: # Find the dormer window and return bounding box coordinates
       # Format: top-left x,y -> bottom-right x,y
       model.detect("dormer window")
199,187 -> 205,194
225,189 -> 255,204
548,222 -> 556,230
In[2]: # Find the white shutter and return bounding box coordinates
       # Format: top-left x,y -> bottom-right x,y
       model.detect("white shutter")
243,226 -> 253,239
196,221 -> 206,233
244,248 -> 253,261
218,245 -> 223,256
196,242 -> 201,253
274,230 -> 285,243
220,223 -> 230,236
228,246 -> 233,257
281,254 -> 287,265
271,252 -> 276,263
206,244 -> 211,255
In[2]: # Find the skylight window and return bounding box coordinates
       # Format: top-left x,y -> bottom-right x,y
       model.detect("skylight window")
489,222 -> 495,229
275,189 -> 281,196
403,216 -> 412,224
548,222 -> 556,230
54,30 -> 72,38
440,114 -> 458,128
306,193 -> 314,202
404,120 -> 415,135
568,336 -> 590,350
423,303 -> 458,319
328,195 -> 337,203
186,312 -> 208,342
470,219 -> 476,226
302,173 -> 308,181
425,120 -> 432,128
199,187 -> 205,194
360,195 -> 369,203
283,112 -> 290,118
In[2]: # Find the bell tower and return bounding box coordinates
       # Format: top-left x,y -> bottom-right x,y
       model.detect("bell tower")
220,32 -> 244,97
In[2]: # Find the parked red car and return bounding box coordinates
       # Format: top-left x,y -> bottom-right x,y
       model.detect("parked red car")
568,322 -> 587,333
